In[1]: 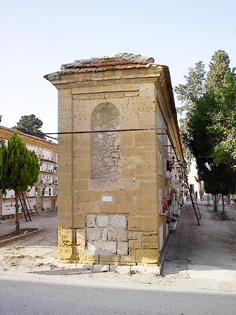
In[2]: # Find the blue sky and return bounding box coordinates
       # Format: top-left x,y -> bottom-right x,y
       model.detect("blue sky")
0,0 -> 235,135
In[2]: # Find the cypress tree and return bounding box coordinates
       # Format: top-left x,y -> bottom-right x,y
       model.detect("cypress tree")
205,50 -> 230,91
0,131 -> 40,234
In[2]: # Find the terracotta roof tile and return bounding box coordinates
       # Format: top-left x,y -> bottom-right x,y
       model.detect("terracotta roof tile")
60,53 -> 154,71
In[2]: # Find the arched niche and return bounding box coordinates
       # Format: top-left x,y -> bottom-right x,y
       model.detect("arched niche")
91,103 -> 121,179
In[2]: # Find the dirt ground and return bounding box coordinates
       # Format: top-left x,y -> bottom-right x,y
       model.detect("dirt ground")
0,214 -> 163,285
0,207 -> 236,292
0,213 -> 58,272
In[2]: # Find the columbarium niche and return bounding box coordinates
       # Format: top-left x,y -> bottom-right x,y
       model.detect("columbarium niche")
91,103 -> 121,179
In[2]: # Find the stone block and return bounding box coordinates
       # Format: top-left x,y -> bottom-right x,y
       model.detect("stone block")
58,89 -> 72,111
58,197 -> 72,214
136,163 -> 156,175
110,265 -> 131,274
140,146 -> 157,160
134,101 -> 155,113
96,215 -> 110,227
91,93 -> 105,100
134,198 -> 141,216
58,180 -> 73,196
74,147 -> 91,159
141,216 -> 158,232
128,247 -> 136,257
122,147 -> 141,158
86,228 -> 101,241
128,216 -> 141,230
71,87 -> 86,94
140,182 -> 157,196
120,256 -> 136,265
92,264 -> 110,272
117,201 -> 135,214
73,180 -> 89,191
101,229 -> 108,241
85,243 -> 96,255
128,231 -> 142,240
124,91 -> 139,97
93,240 -> 117,255
78,134 -> 91,148
105,179 -> 124,191
131,266 -> 160,274
86,86 -> 102,93
112,191 -> 124,202
77,158 -> 91,170
110,215 -> 127,228
77,94 -> 91,100
104,92 -> 124,99
122,156 -> 141,170
141,249 -> 159,264
100,202 -> 117,214
89,191 -> 104,202
102,85 -> 118,92
142,232 -> 158,249
122,169 -> 136,178
99,255 -> 121,264
58,213 -> 73,229
129,239 -> 142,249
136,172 -> 157,181
58,247 -> 73,261
78,254 -> 99,264
124,190 -> 139,202
139,198 -> 158,215
138,112 -> 156,128
108,228 -> 128,242
117,242 -> 128,255
77,191 -> 89,202
121,132 -> 134,147
86,214 -> 96,227
72,214 -> 86,229
79,202 -> 95,214
124,179 -> 140,191
119,83 -> 139,91
76,229 -> 85,246
58,228 -> 73,246
134,130 -> 156,147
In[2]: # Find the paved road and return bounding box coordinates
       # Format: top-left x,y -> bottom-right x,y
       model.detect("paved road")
163,202 -> 236,267
1,203 -> 236,314
0,271 -> 236,315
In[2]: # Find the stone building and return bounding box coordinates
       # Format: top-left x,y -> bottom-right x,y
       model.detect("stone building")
0,126 -> 58,219
45,53 -> 185,272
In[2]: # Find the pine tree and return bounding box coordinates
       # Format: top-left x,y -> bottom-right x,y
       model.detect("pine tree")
0,131 -> 40,234
13,114 -> 45,139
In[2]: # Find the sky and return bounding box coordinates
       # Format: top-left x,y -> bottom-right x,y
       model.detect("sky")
0,0 -> 236,137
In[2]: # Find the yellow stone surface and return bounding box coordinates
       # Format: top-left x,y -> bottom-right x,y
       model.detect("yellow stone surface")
45,54 -> 184,268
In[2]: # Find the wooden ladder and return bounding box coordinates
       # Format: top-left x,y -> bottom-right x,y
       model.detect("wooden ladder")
19,192 -> 32,222
189,186 -> 201,226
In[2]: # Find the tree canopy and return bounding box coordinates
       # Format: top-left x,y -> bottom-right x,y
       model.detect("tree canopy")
13,114 -> 45,139
175,50 -> 233,170
205,50 -> 231,92
175,50 -> 236,201
0,131 -> 40,233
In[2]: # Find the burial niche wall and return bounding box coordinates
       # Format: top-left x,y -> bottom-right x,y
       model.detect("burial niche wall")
91,103 -> 121,179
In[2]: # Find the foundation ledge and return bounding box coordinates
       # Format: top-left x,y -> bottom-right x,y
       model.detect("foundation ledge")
56,263 -> 161,275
